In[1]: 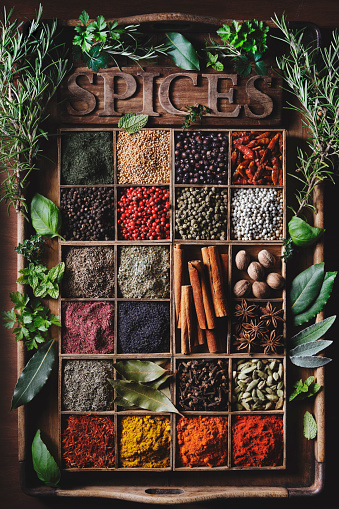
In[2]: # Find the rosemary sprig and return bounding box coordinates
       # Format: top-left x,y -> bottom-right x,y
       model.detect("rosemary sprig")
273,14 -> 339,216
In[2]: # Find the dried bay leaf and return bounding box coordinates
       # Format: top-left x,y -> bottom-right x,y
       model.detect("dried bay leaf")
113,360 -> 166,383
32,430 -> 60,487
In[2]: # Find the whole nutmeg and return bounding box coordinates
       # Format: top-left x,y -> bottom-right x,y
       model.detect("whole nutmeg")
267,272 -> 285,290
258,249 -> 275,268
252,281 -> 271,298
247,261 -> 265,281
235,250 -> 250,271
233,279 -> 251,297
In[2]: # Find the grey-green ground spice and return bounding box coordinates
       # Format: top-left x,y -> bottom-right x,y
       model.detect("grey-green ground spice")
62,247 -> 114,298
61,131 -> 114,185
118,246 -> 170,298
62,360 -> 114,411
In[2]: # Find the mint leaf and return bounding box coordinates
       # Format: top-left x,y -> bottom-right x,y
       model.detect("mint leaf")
303,411 -> 317,440
118,113 -> 149,134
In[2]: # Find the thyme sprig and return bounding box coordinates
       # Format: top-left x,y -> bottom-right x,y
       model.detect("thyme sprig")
273,14 -> 339,216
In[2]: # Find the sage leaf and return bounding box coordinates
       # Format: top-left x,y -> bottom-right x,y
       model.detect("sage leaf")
289,339 -> 332,358
290,263 -> 324,315
113,360 -> 166,383
303,411 -> 317,440
288,216 -> 324,247
31,194 -> 63,239
118,113 -> 149,134
293,272 -> 337,326
289,315 -> 336,348
290,355 -> 332,368
32,430 -> 60,487
11,339 -> 56,410
165,32 -> 200,71
108,379 -> 179,414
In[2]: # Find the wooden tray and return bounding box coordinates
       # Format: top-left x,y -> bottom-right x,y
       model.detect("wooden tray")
16,13 -> 324,503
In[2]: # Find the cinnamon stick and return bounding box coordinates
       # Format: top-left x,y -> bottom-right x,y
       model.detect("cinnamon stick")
188,261 -> 207,329
197,324 -> 206,346
180,285 -> 194,354
206,329 -> 220,353
190,259 -> 216,329
174,244 -> 184,328
202,246 -> 228,317
220,253 -> 229,282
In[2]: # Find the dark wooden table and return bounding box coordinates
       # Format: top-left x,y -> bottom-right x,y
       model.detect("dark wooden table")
1,1 -> 338,508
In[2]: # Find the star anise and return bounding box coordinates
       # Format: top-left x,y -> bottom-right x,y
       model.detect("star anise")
234,299 -> 258,323
260,330 -> 284,354
233,333 -> 258,354
259,302 -> 285,328
242,320 -> 269,341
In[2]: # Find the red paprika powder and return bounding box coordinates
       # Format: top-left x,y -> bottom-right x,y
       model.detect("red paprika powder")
232,415 -> 283,467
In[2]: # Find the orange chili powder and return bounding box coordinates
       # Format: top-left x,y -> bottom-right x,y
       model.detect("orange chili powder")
176,416 -> 228,467
232,415 -> 283,467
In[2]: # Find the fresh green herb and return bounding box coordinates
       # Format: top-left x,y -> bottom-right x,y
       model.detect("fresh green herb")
165,32 -> 200,71
0,5 -> 69,216
182,104 -> 211,130
205,19 -> 269,76
11,339 -> 56,410
288,216 -> 324,247
3,292 -> 61,351
273,14 -> 339,218
118,113 -> 149,134
289,376 -> 322,402
32,430 -> 60,487
289,315 -> 336,348
31,193 -> 64,240
281,237 -> 294,261
303,411 -> 317,440
17,262 -> 65,299
15,234 -> 45,264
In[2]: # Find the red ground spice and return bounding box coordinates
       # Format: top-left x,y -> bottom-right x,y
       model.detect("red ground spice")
62,415 -> 115,468
62,302 -> 114,354
232,415 -> 283,467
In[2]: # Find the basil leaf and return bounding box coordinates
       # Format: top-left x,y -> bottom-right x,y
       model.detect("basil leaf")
11,339 -> 56,410
303,411 -> 317,440
108,379 -> 179,414
31,194 -> 63,239
118,113 -> 149,134
290,355 -> 332,368
288,216 -> 324,247
294,272 -> 337,326
32,430 -> 60,487
289,339 -> 332,357
113,360 -> 166,383
290,263 -> 324,316
165,32 -> 200,71
290,315 -> 336,348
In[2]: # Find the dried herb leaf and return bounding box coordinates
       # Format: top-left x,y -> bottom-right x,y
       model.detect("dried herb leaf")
113,360 -> 166,383
293,272 -> 337,326
290,263 -> 325,316
289,315 -> 336,348
32,430 -> 60,487
303,411 -> 317,440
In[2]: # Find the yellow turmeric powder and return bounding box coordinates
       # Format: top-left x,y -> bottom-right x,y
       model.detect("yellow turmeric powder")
119,415 -> 171,468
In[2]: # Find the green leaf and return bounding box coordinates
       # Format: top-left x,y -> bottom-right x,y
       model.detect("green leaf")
212,60 -> 224,71
294,272 -> 337,326
148,373 -> 170,389
165,32 -> 200,71
288,216 -> 324,247
233,55 -> 252,76
114,395 -> 136,408
31,194 -> 63,239
11,339 -> 56,411
290,263 -> 325,315
289,339 -> 332,357
79,10 -> 89,26
32,430 -> 60,487
303,411 -> 317,440
113,360 -> 166,383
254,59 -> 268,75
290,315 -> 336,348
118,113 -> 149,134
108,379 -> 179,414
3,309 -> 17,328
217,24 -> 231,41
290,356 -> 332,368
84,46 -> 111,72
48,262 -> 65,283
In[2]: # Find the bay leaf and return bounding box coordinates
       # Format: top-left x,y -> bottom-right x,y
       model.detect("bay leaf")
165,32 -> 200,71
108,379 -> 179,414
293,272 -> 337,326
303,411 -> 317,440
113,360 -> 166,383
31,194 -> 63,239
289,339 -> 332,358
11,339 -> 56,410
32,430 -> 60,487
289,315 -> 336,348
288,216 -> 324,247
290,355 -> 332,368
148,373 -> 170,389
290,263 -> 324,316
114,395 -> 136,408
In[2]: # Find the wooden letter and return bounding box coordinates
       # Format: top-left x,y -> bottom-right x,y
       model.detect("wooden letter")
98,72 -> 137,116
202,74 -> 241,117
66,72 -> 96,116
244,75 -> 274,118
159,73 -> 198,115
137,72 -> 160,116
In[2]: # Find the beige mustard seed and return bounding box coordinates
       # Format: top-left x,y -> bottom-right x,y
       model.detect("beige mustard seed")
117,130 -> 170,184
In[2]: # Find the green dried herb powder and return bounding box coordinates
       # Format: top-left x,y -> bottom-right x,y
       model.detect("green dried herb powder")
61,131 -> 114,185
118,246 -> 170,298
62,360 -> 114,411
